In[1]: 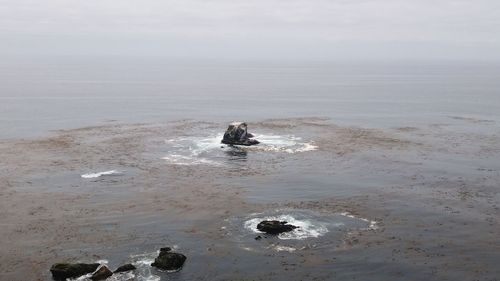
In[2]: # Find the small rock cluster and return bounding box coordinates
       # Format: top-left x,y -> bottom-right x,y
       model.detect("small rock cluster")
50,247 -> 186,280
49,219 -> 298,279
50,220 -> 299,280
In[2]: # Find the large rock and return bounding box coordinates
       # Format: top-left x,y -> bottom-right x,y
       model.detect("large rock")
114,263 -> 136,273
90,265 -> 113,280
257,220 -> 299,235
50,263 -> 100,280
151,247 -> 187,271
221,122 -> 259,146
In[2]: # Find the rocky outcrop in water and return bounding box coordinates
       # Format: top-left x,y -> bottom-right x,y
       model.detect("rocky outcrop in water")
90,265 -> 113,280
114,263 -> 136,273
257,220 -> 299,235
151,247 -> 187,271
221,122 -> 260,146
50,263 -> 100,280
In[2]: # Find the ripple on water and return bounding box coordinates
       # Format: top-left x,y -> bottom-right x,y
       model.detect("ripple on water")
162,133 -> 317,166
244,214 -> 330,240
226,209 -> 374,253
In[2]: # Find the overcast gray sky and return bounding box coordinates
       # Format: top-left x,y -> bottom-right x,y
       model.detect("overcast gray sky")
1,0 -> 500,60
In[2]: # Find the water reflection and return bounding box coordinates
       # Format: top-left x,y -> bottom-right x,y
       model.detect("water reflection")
224,146 -> 248,162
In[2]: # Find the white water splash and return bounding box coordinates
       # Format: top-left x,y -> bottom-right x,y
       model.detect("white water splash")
67,252 -> 165,281
106,271 -> 136,281
269,244 -> 297,252
81,170 -> 123,179
340,212 -> 378,230
163,133 -> 317,166
244,214 -> 331,240
249,134 -> 318,153
69,261 -> 108,281
162,154 -> 223,166
127,252 -> 161,281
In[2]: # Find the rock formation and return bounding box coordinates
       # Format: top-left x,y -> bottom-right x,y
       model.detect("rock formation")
50,263 -> 100,280
90,265 -> 113,280
151,247 -> 187,271
221,122 -> 259,146
256,220 -> 299,235
114,263 -> 136,273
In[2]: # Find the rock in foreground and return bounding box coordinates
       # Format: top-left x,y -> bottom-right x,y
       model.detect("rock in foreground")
50,263 -> 100,280
114,263 -> 136,273
221,122 -> 259,146
90,265 -> 113,280
257,220 -> 299,235
151,247 -> 187,271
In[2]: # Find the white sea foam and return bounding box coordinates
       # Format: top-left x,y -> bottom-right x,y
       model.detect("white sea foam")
69,260 -> 109,281
244,214 -> 330,240
127,252 -> 161,281
292,142 -> 318,153
161,154 -> 223,166
81,170 -> 123,179
69,252 -> 163,281
250,134 -> 318,153
269,245 -> 297,252
340,212 -> 378,230
106,271 -> 136,281
163,133 -> 317,166
242,246 -> 254,252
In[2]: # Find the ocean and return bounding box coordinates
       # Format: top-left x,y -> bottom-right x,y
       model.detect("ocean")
2,57 -> 499,138
0,57 -> 499,281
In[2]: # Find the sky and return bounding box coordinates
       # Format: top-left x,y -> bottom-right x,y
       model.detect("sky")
1,0 -> 500,61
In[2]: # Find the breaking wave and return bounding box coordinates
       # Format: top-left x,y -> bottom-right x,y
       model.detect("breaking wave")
69,250 -> 177,281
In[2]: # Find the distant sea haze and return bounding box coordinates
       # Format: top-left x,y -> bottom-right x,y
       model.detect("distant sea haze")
1,58 -> 499,138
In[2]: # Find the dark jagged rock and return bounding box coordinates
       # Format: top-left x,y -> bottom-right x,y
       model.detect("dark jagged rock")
114,263 -> 136,273
50,263 -> 100,280
257,220 -> 299,235
90,265 -> 113,280
151,247 -> 187,271
255,235 -> 262,240
221,122 -> 260,146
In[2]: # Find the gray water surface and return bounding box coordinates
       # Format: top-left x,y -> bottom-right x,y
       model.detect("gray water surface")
1,57 -> 499,138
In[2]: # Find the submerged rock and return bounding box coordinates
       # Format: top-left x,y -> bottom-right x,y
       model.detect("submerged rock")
151,247 -> 187,271
257,220 -> 299,235
50,263 -> 100,280
90,265 -> 113,280
221,122 -> 260,146
114,263 -> 136,273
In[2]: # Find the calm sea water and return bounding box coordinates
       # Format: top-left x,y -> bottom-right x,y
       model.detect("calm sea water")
1,57 -> 499,138
1,57 -> 500,280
